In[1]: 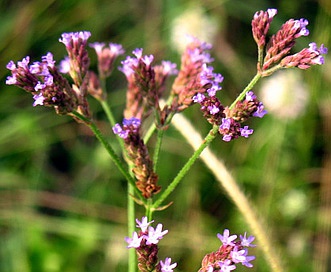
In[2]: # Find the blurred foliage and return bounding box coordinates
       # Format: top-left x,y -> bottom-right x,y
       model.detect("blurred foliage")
0,0 -> 331,271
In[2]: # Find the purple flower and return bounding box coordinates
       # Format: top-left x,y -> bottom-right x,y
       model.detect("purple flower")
125,231 -> 143,248
59,56 -> 71,73
219,260 -> 236,272
161,61 -> 178,76
112,123 -> 129,139
253,102 -> 267,118
145,223 -> 168,245
132,48 -> 143,58
222,134 -> 232,142
208,104 -> 220,115
192,93 -> 205,103
160,257 -> 177,272
32,93 -> 45,106
240,126 -> 254,138
242,254 -> 256,268
136,216 -> 154,232
245,91 -> 257,101
294,18 -> 309,37
122,117 -> 141,128
59,31 -> 91,47
267,8 -> 277,19
230,247 -> 247,263
217,229 -> 237,246
220,118 -> 231,130
240,232 -> 256,247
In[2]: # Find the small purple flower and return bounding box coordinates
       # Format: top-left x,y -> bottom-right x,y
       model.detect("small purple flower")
109,43 -> 125,55
245,91 -> 257,101
160,257 -> 177,272
142,54 -> 154,66
192,93 -> 205,103
59,31 -> 91,47
145,223 -> 168,245
132,48 -> 143,59
219,260 -> 236,272
240,232 -> 256,247
136,216 -> 154,232
242,254 -> 256,268
161,60 -> 178,76
17,56 -> 30,69
207,86 -> 219,97
208,104 -> 220,115
267,8 -> 277,19
217,229 -> 237,246
220,118 -> 231,130
230,247 -> 247,264
89,42 -> 105,55
222,134 -> 232,142
41,52 -> 56,68
125,231 -> 143,248
112,123 -> 129,139
253,102 -> 267,118
32,93 -> 45,106
59,56 -> 71,73
294,18 -> 309,37
240,126 -> 254,138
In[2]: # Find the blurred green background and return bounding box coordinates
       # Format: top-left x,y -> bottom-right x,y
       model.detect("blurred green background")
1,0 -> 330,271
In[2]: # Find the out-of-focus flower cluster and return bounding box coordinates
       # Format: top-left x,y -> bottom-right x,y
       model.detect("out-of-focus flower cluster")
199,229 -> 256,271
125,217 -> 177,272
252,8 -> 327,75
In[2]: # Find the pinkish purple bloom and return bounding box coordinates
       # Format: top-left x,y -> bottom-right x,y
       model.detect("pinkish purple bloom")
217,229 -> 237,246
145,223 -> 168,245
136,216 -> 154,232
125,231 -> 143,248
160,257 -> 177,272
59,31 -> 91,47
240,126 -> 254,138
240,232 -> 256,247
253,102 -> 267,118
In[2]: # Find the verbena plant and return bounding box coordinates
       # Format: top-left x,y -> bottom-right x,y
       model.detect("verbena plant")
5,8 -> 327,272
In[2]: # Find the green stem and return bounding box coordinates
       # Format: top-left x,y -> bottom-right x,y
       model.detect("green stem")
257,45 -> 264,71
152,129 -> 164,172
152,124 -> 219,211
229,73 -> 262,109
100,99 -> 117,127
72,111 -> 141,197
128,182 -> 136,272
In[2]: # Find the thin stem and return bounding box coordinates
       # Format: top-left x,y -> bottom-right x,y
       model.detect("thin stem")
128,182 -> 136,272
172,114 -> 284,272
257,45 -> 264,71
229,73 -> 262,109
152,129 -> 164,172
71,111 -> 142,199
98,79 -> 137,271
152,124 -> 219,210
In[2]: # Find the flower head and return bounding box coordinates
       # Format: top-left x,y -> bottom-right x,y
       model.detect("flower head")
90,42 -> 124,78
160,257 -> 177,272
200,229 -> 256,271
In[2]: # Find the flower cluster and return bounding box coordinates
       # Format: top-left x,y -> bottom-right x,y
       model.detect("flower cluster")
113,118 -> 160,198
6,52 -> 89,117
119,48 -> 178,124
252,8 -> 327,75
125,217 -> 177,272
90,42 -> 125,78
170,36 -> 215,113
199,229 -> 256,271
